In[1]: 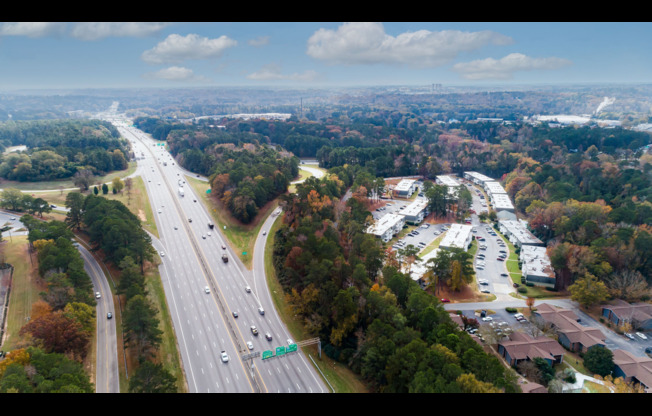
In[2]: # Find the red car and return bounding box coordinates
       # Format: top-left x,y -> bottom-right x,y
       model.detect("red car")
440,298 -> 450,303
496,257 -> 505,261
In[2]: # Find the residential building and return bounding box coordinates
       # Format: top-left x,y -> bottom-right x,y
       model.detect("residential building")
498,219 -> 543,247
393,179 -> 417,198
491,193 -> 515,213
366,213 -> 405,243
612,349 -> 652,392
497,332 -> 565,367
435,175 -> 461,199
520,245 -> 556,289
601,300 -> 652,331
439,223 -> 473,252
463,171 -> 494,187
532,303 -> 606,353
399,199 -> 429,224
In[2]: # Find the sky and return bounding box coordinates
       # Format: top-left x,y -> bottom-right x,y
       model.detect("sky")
0,22 -> 650,90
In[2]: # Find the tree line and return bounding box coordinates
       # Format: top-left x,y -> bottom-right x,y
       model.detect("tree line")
0,119 -> 129,182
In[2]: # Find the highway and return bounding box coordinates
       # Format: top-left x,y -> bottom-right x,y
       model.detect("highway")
114,119 -> 327,393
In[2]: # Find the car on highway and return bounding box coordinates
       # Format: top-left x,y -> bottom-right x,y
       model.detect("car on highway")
496,257 -> 505,261
245,286 -> 251,293
202,234 -> 206,239
188,218 -> 192,222
174,226 -> 178,230
232,311 -> 238,318
247,341 -> 254,350
258,307 -> 265,315
204,286 -> 210,294
95,292 -> 101,299
220,351 -> 229,363
222,244 -> 226,249
251,326 -> 259,336
636,332 -> 648,340
265,332 -> 272,341
481,289 -> 491,293
157,209 -> 161,213
160,251 -> 165,257
500,273 -> 509,277
107,312 -> 112,319
262,231 -> 267,236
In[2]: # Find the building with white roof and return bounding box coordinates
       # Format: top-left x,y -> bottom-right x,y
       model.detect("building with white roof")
393,179 -> 417,198
520,245 -> 555,289
439,223 -> 473,252
399,199 -> 429,225
498,219 -> 543,247
436,175 -> 461,199
463,171 -> 494,186
367,214 -> 405,243
484,181 -> 507,195
491,193 -> 515,213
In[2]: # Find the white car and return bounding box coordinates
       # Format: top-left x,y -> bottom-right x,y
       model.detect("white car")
246,341 -> 254,350
636,332 -> 648,340
481,317 -> 493,322
204,286 -> 210,294
160,251 -> 165,257
95,292 -> 101,299
220,351 -> 229,363
624,333 -> 635,340
287,339 -> 294,345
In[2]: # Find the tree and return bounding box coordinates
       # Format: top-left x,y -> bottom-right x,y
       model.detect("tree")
128,361 -> 177,393
124,177 -> 133,205
101,183 -> 109,195
604,269 -> 650,302
65,192 -> 85,231
456,373 -> 501,393
19,310 -> 90,358
93,186 -> 99,195
569,273 -> 610,309
112,177 -> 124,193
73,169 -> 94,191
123,295 -> 163,359
583,346 -> 614,377
0,188 -> 24,211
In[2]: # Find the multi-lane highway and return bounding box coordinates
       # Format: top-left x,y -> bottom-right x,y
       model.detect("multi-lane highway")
114,119 -> 327,393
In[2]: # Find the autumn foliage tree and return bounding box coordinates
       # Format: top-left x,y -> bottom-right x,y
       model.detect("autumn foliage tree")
20,310 -> 90,359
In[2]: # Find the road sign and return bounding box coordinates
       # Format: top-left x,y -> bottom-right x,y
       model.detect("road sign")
287,343 -> 297,353
242,252 -> 247,256
275,346 -> 286,356
262,350 -> 274,360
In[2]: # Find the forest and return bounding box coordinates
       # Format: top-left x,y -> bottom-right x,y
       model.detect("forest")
0,119 -> 129,181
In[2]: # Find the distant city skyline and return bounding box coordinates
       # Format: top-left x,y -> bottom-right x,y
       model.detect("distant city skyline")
0,22 -> 650,90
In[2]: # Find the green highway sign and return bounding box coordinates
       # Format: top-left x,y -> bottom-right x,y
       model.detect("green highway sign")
242,252 -> 247,256
287,343 -> 297,352
275,346 -> 286,356
262,350 -> 274,360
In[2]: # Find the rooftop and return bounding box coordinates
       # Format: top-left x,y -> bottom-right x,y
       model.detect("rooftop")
436,175 -> 461,188
400,199 -> 428,217
367,213 -> 404,236
394,179 -> 416,192
492,193 -> 515,210
500,219 -> 543,246
439,223 -> 472,250
485,181 -> 507,195
464,171 -> 494,183
520,245 -> 555,278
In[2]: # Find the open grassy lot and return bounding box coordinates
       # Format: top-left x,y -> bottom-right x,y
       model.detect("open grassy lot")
1,236 -> 41,351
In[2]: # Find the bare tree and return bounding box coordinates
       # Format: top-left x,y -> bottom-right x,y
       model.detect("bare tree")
604,269 -> 650,302
124,177 -> 133,206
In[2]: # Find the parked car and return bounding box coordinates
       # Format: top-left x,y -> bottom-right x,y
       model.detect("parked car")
625,333 -> 635,340
636,332 -> 648,340
440,298 -> 450,303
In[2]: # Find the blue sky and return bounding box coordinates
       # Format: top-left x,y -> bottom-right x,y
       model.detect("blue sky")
0,22 -> 650,90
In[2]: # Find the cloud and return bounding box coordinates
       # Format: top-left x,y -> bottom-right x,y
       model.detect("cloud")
143,66 -> 208,82
141,33 -> 237,64
306,22 -> 513,67
246,64 -> 319,82
248,36 -> 270,47
452,53 -> 572,80
70,22 -> 169,41
0,22 -> 66,38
